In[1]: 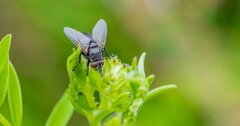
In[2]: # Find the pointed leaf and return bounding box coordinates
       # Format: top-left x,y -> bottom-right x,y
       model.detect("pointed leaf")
0,34 -> 11,107
145,84 -> 177,102
138,53 -> 146,77
46,92 -> 74,126
0,63 -> 9,107
0,34 -> 11,71
131,57 -> 137,69
146,74 -> 155,87
8,62 -> 22,126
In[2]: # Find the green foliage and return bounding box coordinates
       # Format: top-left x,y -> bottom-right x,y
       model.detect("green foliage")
66,47 -> 176,126
45,93 -> 74,126
145,84 -> 177,102
8,62 -> 22,126
0,114 -> 12,126
0,35 -> 22,126
0,34 -> 11,107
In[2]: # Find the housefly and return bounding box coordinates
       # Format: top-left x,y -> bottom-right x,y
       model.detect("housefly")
64,19 -> 108,73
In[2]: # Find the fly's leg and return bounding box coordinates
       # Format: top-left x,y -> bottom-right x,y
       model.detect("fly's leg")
72,52 -> 83,71
97,67 -> 103,76
104,48 -> 109,57
86,60 -> 90,75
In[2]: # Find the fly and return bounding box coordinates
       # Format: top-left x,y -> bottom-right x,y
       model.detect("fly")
64,19 -> 108,74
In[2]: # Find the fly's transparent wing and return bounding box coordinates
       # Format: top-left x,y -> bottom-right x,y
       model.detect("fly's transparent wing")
64,27 -> 90,53
92,19 -> 107,49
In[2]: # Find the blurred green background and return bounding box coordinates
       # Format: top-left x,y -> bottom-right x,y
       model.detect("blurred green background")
1,0 -> 240,126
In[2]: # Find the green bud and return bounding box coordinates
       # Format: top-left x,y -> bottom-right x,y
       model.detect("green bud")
66,47 -> 176,126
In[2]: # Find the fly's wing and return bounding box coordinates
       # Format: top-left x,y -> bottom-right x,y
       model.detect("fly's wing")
64,27 -> 90,54
92,19 -> 107,50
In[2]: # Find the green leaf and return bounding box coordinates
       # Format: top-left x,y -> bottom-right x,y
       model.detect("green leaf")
0,63 -> 9,107
45,92 -> 74,126
0,34 -> 11,72
138,53 -> 146,77
0,114 -> 12,126
146,74 -> 155,87
67,47 -> 87,84
112,94 -> 132,111
0,34 -> 11,107
131,57 -> 137,69
145,84 -> 177,102
8,62 -> 22,126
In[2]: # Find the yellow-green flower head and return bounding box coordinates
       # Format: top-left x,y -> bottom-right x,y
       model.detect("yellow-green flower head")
66,47 -> 175,126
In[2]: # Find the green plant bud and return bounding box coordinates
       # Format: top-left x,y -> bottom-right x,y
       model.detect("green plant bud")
66,47 -> 176,126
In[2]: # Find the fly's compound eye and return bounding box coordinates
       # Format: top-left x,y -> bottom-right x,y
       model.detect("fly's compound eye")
90,62 -> 99,69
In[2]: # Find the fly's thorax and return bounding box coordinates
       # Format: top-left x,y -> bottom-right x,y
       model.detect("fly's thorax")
89,41 -> 98,48
88,41 -> 103,62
